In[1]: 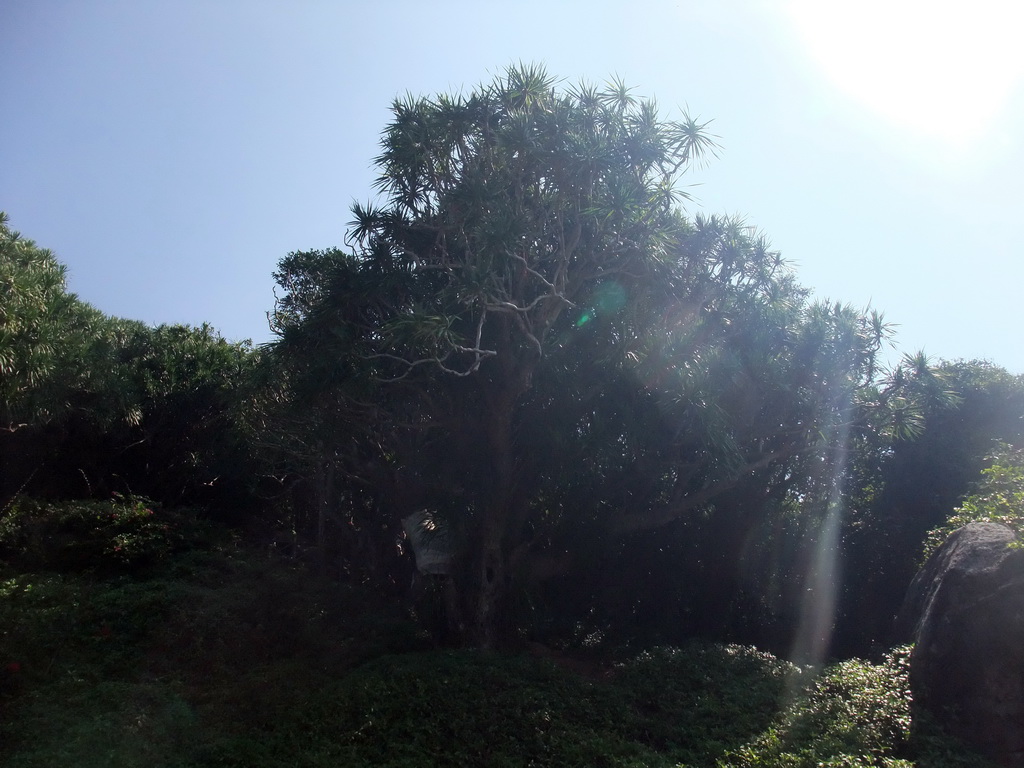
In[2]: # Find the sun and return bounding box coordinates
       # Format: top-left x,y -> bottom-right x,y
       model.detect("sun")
785,0 -> 1024,148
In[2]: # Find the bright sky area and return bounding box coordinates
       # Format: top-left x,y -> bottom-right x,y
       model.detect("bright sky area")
3,0 -> 1022,372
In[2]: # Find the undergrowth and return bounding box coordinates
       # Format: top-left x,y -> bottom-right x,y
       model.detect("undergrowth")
722,648 -> 914,767
0,499 -> 996,767
0,493 -> 213,573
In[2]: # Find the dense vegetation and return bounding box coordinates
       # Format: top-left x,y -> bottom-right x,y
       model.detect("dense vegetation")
0,512 -> 991,766
2,66 -> 1022,764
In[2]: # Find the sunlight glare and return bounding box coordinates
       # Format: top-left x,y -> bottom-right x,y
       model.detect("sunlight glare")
786,0 -> 1024,147
790,500 -> 842,669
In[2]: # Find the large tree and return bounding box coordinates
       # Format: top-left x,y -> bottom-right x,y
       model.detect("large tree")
269,66 -> 895,646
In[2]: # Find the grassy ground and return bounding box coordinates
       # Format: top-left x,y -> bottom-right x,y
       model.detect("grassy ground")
0,500 -> 995,767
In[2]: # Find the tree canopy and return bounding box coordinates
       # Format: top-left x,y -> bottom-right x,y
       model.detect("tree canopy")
0,212 -> 258,511
263,66 -> 917,647
0,212 -> 107,429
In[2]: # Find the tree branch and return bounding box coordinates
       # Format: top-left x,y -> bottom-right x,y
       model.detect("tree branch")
368,308 -> 497,381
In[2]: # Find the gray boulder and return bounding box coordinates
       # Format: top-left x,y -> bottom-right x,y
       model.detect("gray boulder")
899,522 -> 1024,766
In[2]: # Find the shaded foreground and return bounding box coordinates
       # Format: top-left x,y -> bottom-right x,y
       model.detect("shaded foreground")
0,522 -> 994,768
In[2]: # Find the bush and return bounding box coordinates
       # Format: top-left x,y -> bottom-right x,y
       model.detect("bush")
256,642 -> 803,768
723,648 -> 914,767
0,680 -> 198,768
0,539 -> 431,768
611,643 -> 802,761
0,494 -> 211,573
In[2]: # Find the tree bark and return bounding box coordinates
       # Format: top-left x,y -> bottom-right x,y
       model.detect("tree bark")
469,342 -> 535,648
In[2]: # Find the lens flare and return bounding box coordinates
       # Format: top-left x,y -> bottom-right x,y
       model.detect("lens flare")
576,280 -> 628,327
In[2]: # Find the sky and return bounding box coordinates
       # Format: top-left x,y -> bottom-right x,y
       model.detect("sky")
3,0 -> 1023,372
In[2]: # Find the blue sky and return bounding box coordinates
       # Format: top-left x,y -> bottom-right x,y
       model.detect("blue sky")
3,0 -> 1022,372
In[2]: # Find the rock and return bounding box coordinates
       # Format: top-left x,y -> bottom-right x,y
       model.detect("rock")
899,522 -> 1024,766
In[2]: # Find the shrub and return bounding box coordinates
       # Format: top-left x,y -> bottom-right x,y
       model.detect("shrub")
611,642 -> 802,760
0,494 -> 211,573
265,642 -> 803,768
0,680 -> 198,768
0,544 -> 427,768
723,647 -> 913,767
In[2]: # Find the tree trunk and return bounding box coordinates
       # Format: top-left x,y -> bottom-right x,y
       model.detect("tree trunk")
473,532 -> 506,648
469,351 -> 534,648
471,407 -> 516,648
